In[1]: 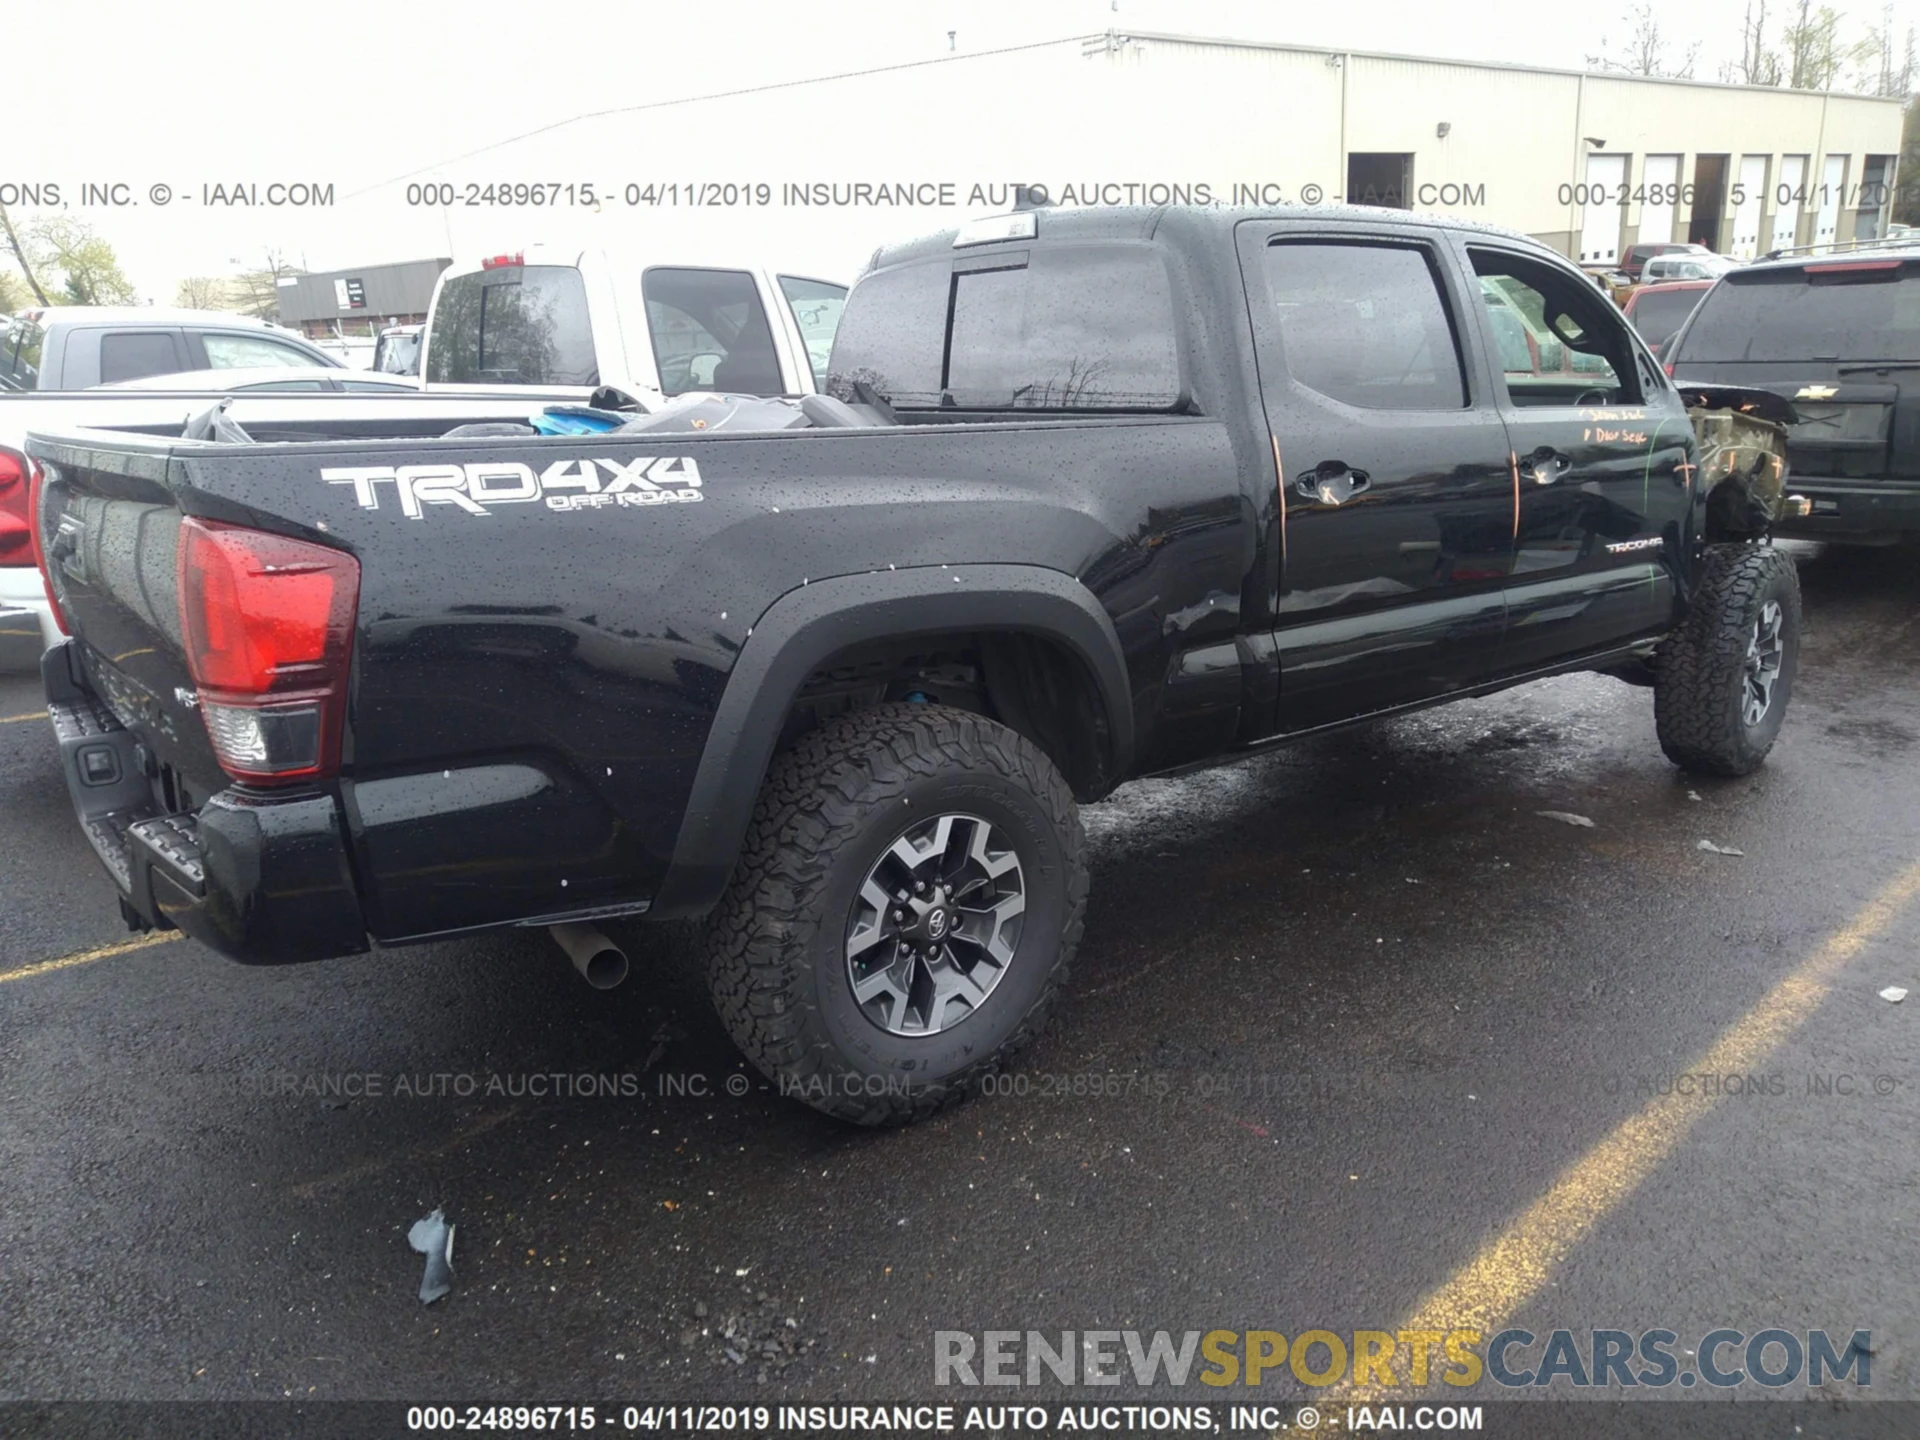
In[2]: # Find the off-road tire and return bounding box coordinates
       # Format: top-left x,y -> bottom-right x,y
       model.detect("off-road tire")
704,703 -> 1086,1125
1654,544 -> 1801,777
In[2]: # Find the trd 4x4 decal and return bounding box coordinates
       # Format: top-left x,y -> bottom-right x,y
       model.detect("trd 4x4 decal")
321,456 -> 703,518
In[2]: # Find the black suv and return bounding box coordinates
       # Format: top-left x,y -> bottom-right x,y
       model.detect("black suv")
1667,247 -> 1920,543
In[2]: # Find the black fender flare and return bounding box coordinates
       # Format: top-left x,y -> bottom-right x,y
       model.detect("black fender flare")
648,563 -> 1132,919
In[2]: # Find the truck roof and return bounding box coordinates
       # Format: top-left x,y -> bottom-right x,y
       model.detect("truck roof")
14,305 -> 293,329
861,204 -> 1562,274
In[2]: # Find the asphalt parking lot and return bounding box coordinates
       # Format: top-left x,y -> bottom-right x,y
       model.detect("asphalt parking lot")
2,541 -> 1917,1426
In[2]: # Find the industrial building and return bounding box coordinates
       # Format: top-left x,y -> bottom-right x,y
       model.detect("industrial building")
272,257 -> 451,340
1066,32 -> 1906,263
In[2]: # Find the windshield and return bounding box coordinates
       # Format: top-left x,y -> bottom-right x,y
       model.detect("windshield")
426,266 -> 598,385
1677,264 -> 1920,361
375,331 -> 421,374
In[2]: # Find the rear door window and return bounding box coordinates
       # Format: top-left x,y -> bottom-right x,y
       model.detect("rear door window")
777,276 -> 847,388
643,268 -> 783,396
426,265 -> 600,385
1262,241 -> 1467,409
1676,263 -> 1920,360
98,331 -> 185,384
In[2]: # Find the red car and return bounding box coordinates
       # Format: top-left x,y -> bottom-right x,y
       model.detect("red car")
1623,279 -> 1714,356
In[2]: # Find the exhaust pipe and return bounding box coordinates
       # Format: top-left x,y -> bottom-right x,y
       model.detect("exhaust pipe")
549,922 -> 629,990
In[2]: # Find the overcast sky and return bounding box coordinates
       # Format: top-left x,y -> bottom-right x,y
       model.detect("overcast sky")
11,0 -> 1919,300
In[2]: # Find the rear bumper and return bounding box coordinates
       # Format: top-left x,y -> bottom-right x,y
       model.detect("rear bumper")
1773,478 -> 1920,540
43,641 -> 369,964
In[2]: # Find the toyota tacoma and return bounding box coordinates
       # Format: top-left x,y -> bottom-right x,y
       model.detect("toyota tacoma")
29,206 -> 1800,1124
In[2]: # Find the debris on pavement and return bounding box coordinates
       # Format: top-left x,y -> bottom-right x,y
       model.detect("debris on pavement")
1536,811 -> 1595,827
1880,986 -> 1908,1004
1687,790 -> 1703,802
1697,840 -> 1745,856
407,1208 -> 456,1304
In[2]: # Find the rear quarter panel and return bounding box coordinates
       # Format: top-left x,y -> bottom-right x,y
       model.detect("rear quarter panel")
39,418 -> 1253,940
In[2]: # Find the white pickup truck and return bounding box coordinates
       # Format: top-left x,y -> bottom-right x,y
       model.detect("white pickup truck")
418,248 -> 846,404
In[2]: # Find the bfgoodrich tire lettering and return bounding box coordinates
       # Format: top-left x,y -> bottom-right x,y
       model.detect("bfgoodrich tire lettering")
1654,544 -> 1802,777
704,703 -> 1086,1125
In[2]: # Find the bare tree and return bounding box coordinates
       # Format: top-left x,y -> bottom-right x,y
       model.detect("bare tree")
1587,3 -> 1701,78
1727,0 -> 1786,85
229,250 -> 302,322
1853,4 -> 1917,95
174,276 -> 230,309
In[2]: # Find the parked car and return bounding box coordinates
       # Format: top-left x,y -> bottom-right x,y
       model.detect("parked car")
30,206 -> 1798,1124
1643,252 -> 1738,283
98,366 -> 420,393
373,324 -> 423,376
1667,244 -> 1920,543
1622,280 -> 1715,356
1621,242 -> 1714,282
0,308 -> 340,391
420,248 -> 846,403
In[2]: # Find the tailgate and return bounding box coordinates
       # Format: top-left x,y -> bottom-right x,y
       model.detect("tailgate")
1671,361 -> 1904,479
34,445 -> 228,802
31,432 -> 368,961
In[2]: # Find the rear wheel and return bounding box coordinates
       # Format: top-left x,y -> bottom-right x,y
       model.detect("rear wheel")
1654,545 -> 1801,776
704,703 -> 1086,1125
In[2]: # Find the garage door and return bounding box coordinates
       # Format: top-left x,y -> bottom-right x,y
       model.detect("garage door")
1640,154 -> 1681,245
1730,155 -> 1769,259
1579,154 -> 1627,263
1815,155 -> 1846,249
1771,155 -> 1807,254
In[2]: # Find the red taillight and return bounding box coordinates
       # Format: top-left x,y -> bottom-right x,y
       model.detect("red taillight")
0,447 -> 31,567
1806,259 -> 1902,274
480,252 -> 523,270
1663,362 -> 1675,377
24,456 -> 66,633
177,519 -> 359,783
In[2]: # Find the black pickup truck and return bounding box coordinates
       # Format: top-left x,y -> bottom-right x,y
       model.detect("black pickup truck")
30,207 -> 1800,1124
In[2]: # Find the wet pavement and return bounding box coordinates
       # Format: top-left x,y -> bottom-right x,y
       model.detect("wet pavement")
2,540 -> 1918,1423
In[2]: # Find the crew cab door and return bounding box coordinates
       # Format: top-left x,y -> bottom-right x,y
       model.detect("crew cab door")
1236,222 -> 1515,730
1461,243 -> 1694,671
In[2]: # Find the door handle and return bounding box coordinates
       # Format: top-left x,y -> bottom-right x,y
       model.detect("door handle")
1296,461 -> 1372,506
1523,447 -> 1572,484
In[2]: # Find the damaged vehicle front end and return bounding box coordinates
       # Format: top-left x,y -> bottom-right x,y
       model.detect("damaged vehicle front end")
1677,382 -> 1805,541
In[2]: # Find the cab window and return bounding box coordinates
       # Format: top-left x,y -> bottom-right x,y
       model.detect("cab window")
201,332 -> 328,369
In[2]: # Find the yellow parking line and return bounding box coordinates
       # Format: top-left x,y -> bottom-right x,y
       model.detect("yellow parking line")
1,710 -> 48,724
0,931 -> 182,984
1348,857 -> 1920,1398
